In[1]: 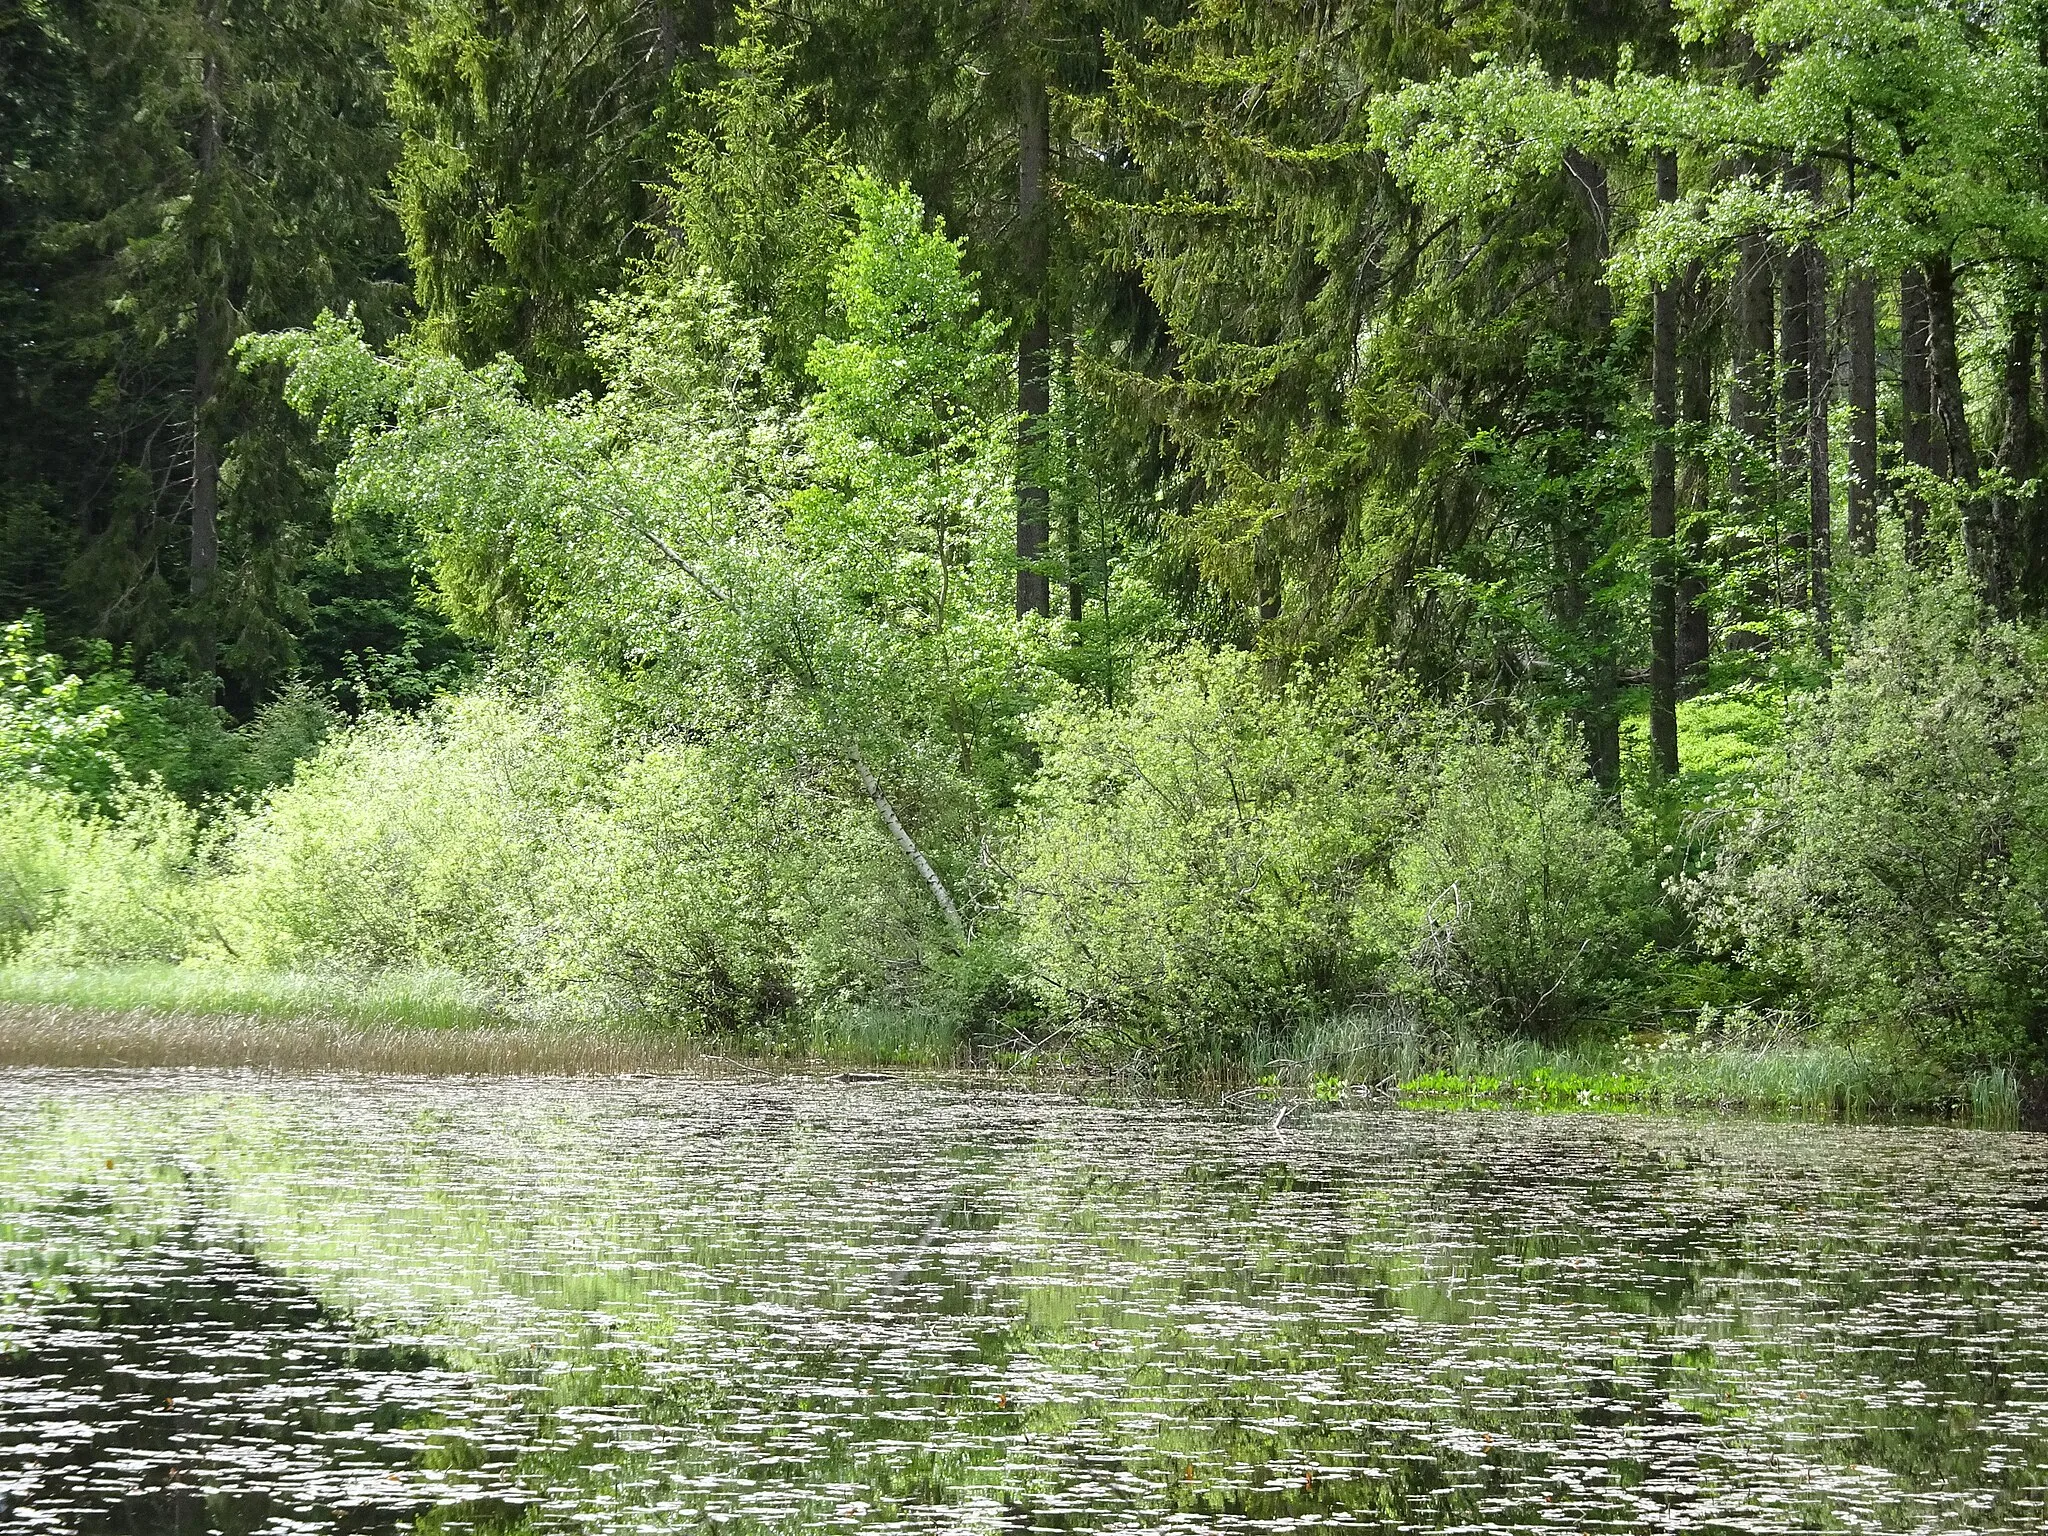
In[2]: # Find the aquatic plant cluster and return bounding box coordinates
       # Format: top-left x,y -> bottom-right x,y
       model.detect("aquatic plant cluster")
8,4 -> 2048,1107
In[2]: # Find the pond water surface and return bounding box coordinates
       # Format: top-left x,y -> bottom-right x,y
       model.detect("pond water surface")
0,1070 -> 2043,1534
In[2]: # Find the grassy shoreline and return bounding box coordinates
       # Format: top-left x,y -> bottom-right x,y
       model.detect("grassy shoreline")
0,965 -> 2026,1126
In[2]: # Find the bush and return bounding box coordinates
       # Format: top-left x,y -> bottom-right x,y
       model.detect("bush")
214,686 -> 961,1036
1689,575 -> 2048,1074
1,617 -> 122,798
0,783 -> 206,966
1011,651 -> 1417,1060
1012,649 -> 1656,1064
219,694 -> 560,977
1373,722 -> 1653,1040
540,744 -> 801,1029
3,610 -> 336,807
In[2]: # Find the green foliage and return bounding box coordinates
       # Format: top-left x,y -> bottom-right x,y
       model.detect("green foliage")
1691,571 -> 2048,1074
253,173 -> 1030,963
1376,722 -> 1655,1040
1013,650 -> 1417,1060
19,0 -> 2048,1105
1,617 -> 122,794
0,782 -> 206,966
388,0 -> 685,395
1015,647 -> 1657,1064
541,742 -> 802,1028
1,610 -> 334,807
2,0 -> 408,696
220,695 -> 560,978
664,5 -> 852,384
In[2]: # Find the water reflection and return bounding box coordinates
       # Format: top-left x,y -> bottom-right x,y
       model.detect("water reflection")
0,1073 -> 2043,1532
0,1196 -> 523,1532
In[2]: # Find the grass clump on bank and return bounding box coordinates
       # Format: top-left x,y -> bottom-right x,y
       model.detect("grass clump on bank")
0,965 -> 514,1033
0,966 -> 972,1073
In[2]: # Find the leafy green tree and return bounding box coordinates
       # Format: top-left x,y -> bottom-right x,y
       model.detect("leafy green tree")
662,4 -> 850,386
253,174 -> 1031,940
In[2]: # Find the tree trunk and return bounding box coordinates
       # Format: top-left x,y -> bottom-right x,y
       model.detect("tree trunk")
1805,215 -> 1832,656
1013,27 -> 1051,619
851,748 -> 966,940
1991,297 -> 2037,617
1778,169 -> 1811,616
1927,254 -> 1989,597
2035,323 -> 2048,606
1648,149 -> 1678,777
1728,222 -> 1774,648
1061,327 -> 1083,622
1899,266 -> 1937,562
1562,147 -> 1618,789
1846,273 -> 1878,554
1677,262 -> 1711,688
190,39 -> 223,676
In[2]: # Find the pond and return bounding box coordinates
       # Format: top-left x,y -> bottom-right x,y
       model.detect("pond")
0,1070 -> 2043,1534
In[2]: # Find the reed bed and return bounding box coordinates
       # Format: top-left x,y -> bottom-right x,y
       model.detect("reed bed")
0,1001 -> 745,1077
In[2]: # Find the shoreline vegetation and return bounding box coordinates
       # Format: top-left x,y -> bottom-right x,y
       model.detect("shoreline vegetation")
10,7 -> 2048,1131
0,967 -> 2026,1130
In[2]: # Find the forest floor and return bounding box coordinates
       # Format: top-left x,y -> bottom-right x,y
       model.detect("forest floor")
0,965 -> 2019,1126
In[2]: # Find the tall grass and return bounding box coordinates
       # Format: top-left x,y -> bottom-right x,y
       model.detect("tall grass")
0,1003 -> 711,1076
0,964 -> 516,1031
0,965 -> 962,1076
1240,1007 -> 2013,1122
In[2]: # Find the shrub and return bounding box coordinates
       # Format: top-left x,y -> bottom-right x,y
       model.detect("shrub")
1373,722 -> 1653,1040
0,782 -> 206,966
213,686 -> 964,1035
539,744 -> 801,1029
1010,651 -> 1416,1061
1,617 -> 122,797
3,610 -> 336,807
219,694 -> 560,977
1689,575 -> 2048,1074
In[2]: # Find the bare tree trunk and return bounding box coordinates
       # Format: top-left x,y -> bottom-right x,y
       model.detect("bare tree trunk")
1927,255 -> 1990,598
1991,296 -> 2037,617
1900,266 -> 1938,562
1648,149 -> 1679,777
1013,23 -> 1051,619
2036,322 -> 2048,606
850,749 -> 966,940
190,38 -> 223,677
1778,168 -> 1811,617
1846,273 -> 1878,554
1677,262 -> 1711,688
1728,221 -> 1774,648
1563,147 -> 1618,789
1060,327 -> 1083,622
1806,212 -> 1832,657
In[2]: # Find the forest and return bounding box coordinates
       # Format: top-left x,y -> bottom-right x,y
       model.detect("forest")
3,0 -> 2045,1110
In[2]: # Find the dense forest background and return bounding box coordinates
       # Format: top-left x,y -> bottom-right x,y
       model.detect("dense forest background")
4,0 -> 2046,1100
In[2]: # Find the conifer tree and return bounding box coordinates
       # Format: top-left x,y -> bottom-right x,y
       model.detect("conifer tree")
2,0 -> 409,696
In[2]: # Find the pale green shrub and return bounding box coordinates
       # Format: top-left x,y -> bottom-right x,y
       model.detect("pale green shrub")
0,783 -> 206,965
214,687 -> 965,1034
1373,723 -> 1651,1039
1011,651 -> 1416,1059
220,695 -> 561,977
1013,650 -> 1656,1061
1691,576 -> 2048,1073
0,785 -> 80,956
539,744 -> 801,1028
